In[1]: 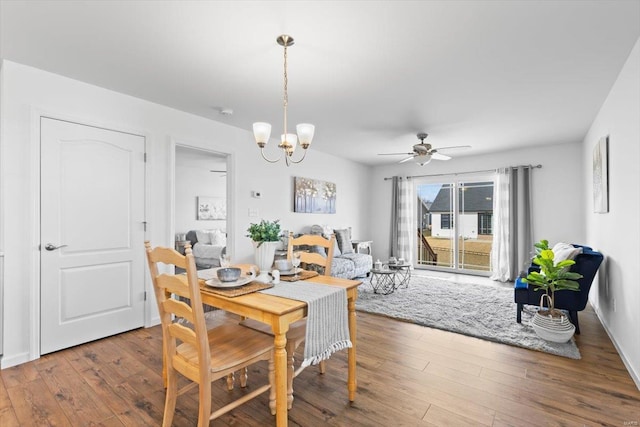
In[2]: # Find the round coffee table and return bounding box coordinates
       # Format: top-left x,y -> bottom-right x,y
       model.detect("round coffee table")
369,268 -> 396,295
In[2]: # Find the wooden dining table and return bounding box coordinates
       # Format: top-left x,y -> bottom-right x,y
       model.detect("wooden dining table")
198,274 -> 361,427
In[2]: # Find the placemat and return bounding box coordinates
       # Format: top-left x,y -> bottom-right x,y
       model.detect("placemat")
200,280 -> 273,297
280,269 -> 319,282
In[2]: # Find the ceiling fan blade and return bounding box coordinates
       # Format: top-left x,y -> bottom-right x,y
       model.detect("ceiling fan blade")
431,152 -> 451,161
399,155 -> 416,164
434,145 -> 472,152
378,152 -> 414,156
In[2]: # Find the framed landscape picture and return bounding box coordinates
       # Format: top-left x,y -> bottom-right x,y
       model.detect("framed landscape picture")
197,196 -> 226,220
593,136 -> 609,213
293,176 -> 336,214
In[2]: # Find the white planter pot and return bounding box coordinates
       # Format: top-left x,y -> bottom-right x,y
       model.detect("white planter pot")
253,241 -> 279,283
531,310 -> 576,343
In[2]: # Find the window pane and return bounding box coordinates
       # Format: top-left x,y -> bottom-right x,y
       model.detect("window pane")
458,181 -> 494,272
416,182 -> 454,268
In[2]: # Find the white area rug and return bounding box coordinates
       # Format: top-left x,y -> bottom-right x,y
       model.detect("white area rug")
356,274 -> 581,359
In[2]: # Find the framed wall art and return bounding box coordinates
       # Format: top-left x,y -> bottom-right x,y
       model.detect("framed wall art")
197,196 -> 226,220
593,136 -> 609,213
293,176 -> 336,214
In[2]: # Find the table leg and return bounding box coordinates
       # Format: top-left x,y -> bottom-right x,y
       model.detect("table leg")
400,267 -> 411,288
347,297 -> 357,402
273,330 -> 288,426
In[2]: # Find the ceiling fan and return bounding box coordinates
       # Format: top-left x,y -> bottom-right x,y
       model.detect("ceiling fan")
378,133 -> 471,166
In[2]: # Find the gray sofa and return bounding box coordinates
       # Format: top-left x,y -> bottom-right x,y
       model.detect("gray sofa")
309,225 -> 372,279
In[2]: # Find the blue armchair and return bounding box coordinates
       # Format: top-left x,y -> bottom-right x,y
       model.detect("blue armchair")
514,244 -> 603,334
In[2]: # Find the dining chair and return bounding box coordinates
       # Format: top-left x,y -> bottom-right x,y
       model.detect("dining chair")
145,242 -> 274,427
241,232 -> 336,412
287,232 -> 335,277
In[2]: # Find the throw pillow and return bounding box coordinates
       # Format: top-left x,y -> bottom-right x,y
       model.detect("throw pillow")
552,242 -> 582,262
334,229 -> 354,254
209,229 -> 226,246
332,236 -> 341,256
195,230 -> 212,245
309,245 -> 327,257
309,225 -> 330,256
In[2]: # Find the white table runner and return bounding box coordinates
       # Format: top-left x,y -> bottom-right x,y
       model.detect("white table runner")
261,281 -> 352,367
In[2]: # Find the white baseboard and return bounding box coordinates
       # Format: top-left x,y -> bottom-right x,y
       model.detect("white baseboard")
592,303 -> 640,390
146,315 -> 161,327
1,351 -> 32,369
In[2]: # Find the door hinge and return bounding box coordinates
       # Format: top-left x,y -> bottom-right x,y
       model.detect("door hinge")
143,152 -> 147,162
142,221 -> 147,231
144,291 -> 147,301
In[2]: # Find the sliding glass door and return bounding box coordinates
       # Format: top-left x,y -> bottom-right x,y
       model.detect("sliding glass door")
415,174 -> 495,275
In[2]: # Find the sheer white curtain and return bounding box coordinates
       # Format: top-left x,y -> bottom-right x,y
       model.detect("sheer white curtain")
490,166 -> 533,282
390,177 -> 414,263
490,168 -> 511,281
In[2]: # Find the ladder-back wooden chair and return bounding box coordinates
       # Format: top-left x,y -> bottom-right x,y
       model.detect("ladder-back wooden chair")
241,232 -> 336,412
287,232 -> 336,277
145,242 -> 274,426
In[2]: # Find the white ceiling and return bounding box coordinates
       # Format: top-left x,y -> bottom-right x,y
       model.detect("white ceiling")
1,1 -> 638,166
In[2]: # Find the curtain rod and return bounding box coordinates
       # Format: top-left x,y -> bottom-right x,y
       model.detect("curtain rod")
383,164 -> 542,180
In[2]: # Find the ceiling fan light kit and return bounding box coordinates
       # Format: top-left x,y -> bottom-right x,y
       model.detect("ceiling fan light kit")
378,133 -> 471,166
253,34 -> 315,166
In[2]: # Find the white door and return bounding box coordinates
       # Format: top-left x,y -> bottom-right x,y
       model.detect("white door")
40,117 -> 145,355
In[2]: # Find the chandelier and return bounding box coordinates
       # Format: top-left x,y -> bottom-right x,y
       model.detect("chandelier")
253,35 -> 315,166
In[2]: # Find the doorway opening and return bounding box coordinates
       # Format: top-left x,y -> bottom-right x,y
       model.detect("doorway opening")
174,145 -> 229,269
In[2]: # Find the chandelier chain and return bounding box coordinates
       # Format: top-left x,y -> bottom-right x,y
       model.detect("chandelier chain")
283,42 -> 289,138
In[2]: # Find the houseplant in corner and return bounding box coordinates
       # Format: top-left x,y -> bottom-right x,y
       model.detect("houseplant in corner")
523,239 -> 583,342
247,219 -> 281,283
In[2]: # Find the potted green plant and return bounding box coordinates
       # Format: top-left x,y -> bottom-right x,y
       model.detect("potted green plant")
247,219 -> 281,283
524,239 -> 583,342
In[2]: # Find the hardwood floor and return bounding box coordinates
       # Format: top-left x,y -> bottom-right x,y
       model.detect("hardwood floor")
1,304 -> 638,426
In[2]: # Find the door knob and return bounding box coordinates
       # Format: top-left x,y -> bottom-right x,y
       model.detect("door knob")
44,243 -> 68,251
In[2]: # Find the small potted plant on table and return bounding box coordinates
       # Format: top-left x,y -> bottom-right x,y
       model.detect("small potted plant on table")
523,239 -> 583,342
247,219 -> 281,283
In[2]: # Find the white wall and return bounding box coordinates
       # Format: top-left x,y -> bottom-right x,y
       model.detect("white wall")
369,142 -> 585,264
582,38 -> 640,387
0,60 -> 371,368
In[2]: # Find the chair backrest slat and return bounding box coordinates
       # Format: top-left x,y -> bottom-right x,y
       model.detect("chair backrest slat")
148,246 -> 188,269
163,298 -> 196,325
156,274 -> 192,298
167,322 -> 198,347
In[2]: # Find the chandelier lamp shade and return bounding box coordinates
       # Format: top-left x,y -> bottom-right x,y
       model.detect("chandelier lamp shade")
253,34 -> 315,166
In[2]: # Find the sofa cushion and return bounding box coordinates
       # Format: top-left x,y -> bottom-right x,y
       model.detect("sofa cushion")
334,229 -> 353,254
209,229 -> 226,246
330,257 -> 355,279
195,230 -> 212,244
339,252 -> 373,277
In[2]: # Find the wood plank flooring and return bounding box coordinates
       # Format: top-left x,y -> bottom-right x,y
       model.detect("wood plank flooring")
1,305 -> 638,426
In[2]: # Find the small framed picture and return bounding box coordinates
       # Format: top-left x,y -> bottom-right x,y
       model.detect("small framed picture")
197,196 -> 226,220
